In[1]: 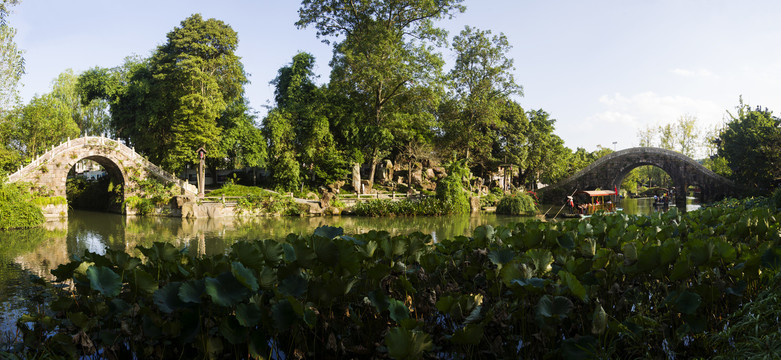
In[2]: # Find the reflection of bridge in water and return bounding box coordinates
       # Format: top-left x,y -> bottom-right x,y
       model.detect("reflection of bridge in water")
538,147 -> 739,207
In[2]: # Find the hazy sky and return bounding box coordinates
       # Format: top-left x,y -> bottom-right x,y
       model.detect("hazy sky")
9,1 -> 781,155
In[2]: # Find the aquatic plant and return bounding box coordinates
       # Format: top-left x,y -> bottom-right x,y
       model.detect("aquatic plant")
8,197 -> 781,359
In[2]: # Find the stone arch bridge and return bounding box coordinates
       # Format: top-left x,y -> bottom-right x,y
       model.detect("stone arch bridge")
8,136 -> 198,214
537,147 -> 739,206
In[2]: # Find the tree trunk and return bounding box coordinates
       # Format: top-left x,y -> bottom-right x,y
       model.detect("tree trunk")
368,149 -> 379,189
408,160 -> 413,195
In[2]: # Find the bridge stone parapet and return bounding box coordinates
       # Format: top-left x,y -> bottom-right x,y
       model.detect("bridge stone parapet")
538,147 -> 740,206
8,136 -> 198,209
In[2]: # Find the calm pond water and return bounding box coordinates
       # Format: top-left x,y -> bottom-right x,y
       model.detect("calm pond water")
0,196 -> 698,337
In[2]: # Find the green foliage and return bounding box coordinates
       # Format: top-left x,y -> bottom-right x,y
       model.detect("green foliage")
299,0 -> 463,182
123,177 -> 177,215
14,197 -> 781,358
495,192 -> 538,215
520,109 -> 570,188
30,195 -> 66,207
435,160 -> 471,214
91,15 -> 253,174
0,180 -> 44,230
439,26 -> 524,174
710,272 -> 781,359
350,197 -> 451,216
772,187 -> 781,210
66,176 -> 123,212
209,184 -> 301,215
717,101 -> 781,191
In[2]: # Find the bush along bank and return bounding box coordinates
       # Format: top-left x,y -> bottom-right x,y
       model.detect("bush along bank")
495,191 -> 538,215
352,160 -> 473,216
9,196 -> 781,359
0,180 -> 44,230
208,184 -> 304,216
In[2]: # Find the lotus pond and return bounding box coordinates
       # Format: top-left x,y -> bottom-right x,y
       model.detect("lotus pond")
0,197 -> 744,358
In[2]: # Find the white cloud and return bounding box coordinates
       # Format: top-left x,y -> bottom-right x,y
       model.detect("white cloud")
671,68 -> 718,79
573,92 -> 725,154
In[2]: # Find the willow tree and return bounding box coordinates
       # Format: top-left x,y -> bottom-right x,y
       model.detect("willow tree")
297,0 -> 464,188
0,0 -> 23,114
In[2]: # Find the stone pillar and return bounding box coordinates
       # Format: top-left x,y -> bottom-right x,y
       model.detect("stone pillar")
352,163 -> 362,194
675,183 -> 687,211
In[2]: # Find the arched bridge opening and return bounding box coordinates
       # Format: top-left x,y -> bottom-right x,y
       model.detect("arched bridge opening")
538,147 -> 738,209
66,156 -> 127,213
7,136 -> 198,218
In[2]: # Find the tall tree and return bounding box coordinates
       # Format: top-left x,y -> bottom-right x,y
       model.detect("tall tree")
716,101 -> 781,190
269,52 -> 346,187
145,14 -> 247,173
518,109 -> 567,189
441,26 -> 523,174
297,0 -> 464,187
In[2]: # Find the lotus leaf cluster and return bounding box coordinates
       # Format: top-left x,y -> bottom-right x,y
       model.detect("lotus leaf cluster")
10,198 -> 781,359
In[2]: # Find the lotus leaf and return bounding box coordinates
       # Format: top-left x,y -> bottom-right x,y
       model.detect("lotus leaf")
536,295 -> 574,319
205,272 -> 251,307
51,261 -> 82,282
385,327 -> 433,360
559,270 -> 588,302
178,279 -> 205,303
473,225 -> 495,243
86,266 -> 122,298
526,249 -> 553,276
313,236 -> 340,266
668,290 -> 701,315
451,322 -> 484,345
235,303 -> 263,327
231,261 -> 259,292
591,303 -> 607,334
688,239 -> 714,266
761,247 -> 781,270
369,290 -> 390,312
219,316 -> 248,345
231,241 -> 264,270
313,225 -> 344,239
388,298 -> 410,323
259,239 -> 284,264
153,282 -> 185,313
271,299 -> 297,330
488,248 -> 515,265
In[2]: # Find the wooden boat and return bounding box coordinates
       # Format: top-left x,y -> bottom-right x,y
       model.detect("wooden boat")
574,189 -> 618,215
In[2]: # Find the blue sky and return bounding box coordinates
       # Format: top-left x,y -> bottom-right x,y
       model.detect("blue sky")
10,1 -> 781,155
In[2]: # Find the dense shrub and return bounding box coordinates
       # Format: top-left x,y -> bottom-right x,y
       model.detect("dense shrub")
350,197 -> 447,216
123,178 -> 178,215
0,181 -> 44,230
496,192 -> 538,215
435,160 -> 471,214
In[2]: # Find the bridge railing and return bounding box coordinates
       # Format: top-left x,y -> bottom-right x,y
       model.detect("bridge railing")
7,136 -> 198,196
